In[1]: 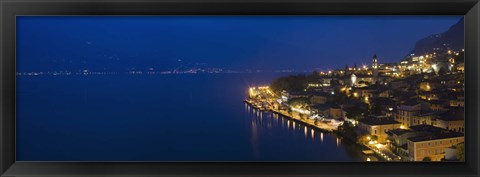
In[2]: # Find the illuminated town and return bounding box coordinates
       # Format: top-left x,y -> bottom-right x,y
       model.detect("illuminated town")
245,48 -> 465,162
16,16 -> 465,162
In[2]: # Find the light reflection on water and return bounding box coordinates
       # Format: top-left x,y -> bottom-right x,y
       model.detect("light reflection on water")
244,103 -> 379,161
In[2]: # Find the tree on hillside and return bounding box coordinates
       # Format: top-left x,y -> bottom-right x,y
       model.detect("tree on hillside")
270,75 -> 308,93
337,121 -> 357,141
345,106 -> 365,120
369,99 -> 382,115
288,97 -> 310,107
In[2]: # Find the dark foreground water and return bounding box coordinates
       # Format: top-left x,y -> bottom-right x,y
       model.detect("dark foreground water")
17,73 -> 369,161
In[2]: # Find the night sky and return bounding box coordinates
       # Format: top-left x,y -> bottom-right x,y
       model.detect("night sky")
17,16 -> 462,72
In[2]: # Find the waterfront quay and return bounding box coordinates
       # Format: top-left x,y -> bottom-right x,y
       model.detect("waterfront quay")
244,99 -> 336,133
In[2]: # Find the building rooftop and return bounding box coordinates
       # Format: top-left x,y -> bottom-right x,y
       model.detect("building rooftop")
330,103 -> 341,109
392,92 -> 418,101
427,99 -> 448,105
359,118 -> 400,126
312,104 -> 330,111
371,97 -> 396,106
409,124 -> 447,133
402,99 -> 423,106
407,132 -> 464,142
417,110 -> 445,117
387,128 -> 413,136
436,108 -> 464,121
343,100 -> 369,110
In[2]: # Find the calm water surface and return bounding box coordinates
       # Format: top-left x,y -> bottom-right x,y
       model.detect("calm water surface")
17,73 -> 368,161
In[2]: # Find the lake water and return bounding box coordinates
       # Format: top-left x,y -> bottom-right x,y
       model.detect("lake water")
16,73 -> 368,161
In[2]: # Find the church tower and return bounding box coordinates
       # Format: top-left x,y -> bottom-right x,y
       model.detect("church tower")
372,54 -> 379,83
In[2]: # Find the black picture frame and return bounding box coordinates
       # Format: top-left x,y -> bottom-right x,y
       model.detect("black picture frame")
1,0 -> 479,176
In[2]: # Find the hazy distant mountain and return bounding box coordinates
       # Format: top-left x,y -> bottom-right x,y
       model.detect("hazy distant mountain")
409,18 -> 464,56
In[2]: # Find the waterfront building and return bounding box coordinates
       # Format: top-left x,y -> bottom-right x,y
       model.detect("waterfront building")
386,129 -> 418,158
411,110 -> 443,126
395,99 -> 464,132
434,108 -> 465,133
407,132 -> 464,161
357,117 -> 401,143
387,125 -> 446,158
394,99 -> 431,127
329,104 -> 342,119
311,103 -> 342,120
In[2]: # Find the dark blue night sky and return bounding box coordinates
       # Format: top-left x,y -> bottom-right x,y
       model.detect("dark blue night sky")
17,16 -> 462,72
